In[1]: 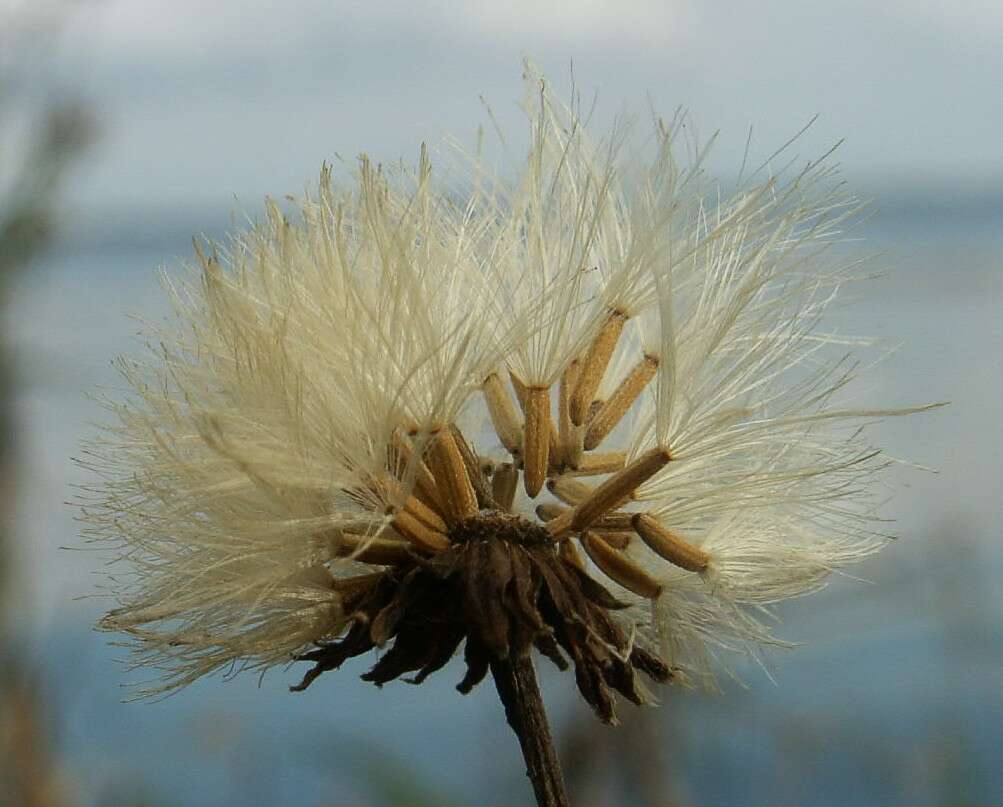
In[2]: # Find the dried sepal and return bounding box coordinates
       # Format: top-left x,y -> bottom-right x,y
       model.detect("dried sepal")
293,512 -> 671,723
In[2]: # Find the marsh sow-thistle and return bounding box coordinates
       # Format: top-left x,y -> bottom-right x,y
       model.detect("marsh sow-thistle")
79,71 -> 934,805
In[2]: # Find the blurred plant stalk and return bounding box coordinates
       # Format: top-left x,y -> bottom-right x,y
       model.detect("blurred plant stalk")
1,9 -> 91,802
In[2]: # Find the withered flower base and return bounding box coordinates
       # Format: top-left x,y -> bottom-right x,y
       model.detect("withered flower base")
293,509 -> 672,807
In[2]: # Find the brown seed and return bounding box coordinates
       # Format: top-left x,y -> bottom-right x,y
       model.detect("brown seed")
322,516 -> 385,535
534,502 -> 568,522
632,514 -> 710,573
584,354 -> 659,450
508,368 -> 529,408
403,495 -> 448,534
591,529 -> 633,550
482,373 -> 524,457
558,360 -> 582,468
595,511 -> 635,531
546,476 -> 593,506
581,532 -> 662,599
559,538 -> 587,571
563,451 -> 627,477
523,386 -> 551,498
545,425 -> 561,472
449,425 -> 496,510
390,509 -> 450,551
491,462 -> 519,512
511,371 -> 559,468
426,429 -> 479,526
334,533 -> 415,566
389,431 -> 446,516
571,309 -> 628,425
571,448 -> 671,532
544,508 -> 575,540
357,472 -> 408,511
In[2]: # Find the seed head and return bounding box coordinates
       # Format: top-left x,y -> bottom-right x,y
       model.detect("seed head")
77,66 -> 936,707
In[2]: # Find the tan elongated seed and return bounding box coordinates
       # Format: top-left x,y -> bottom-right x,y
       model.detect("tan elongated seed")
591,529 -> 633,550
534,502 -> 566,522
533,501 -> 625,537
546,476 -> 593,506
389,431 -> 445,516
558,360 -> 582,468
537,500 -> 635,532
449,425 -> 495,509
335,533 -> 416,566
403,495 -> 448,534
426,429 -> 478,526
509,369 -> 529,407
584,354 -> 659,450
571,448 -> 671,532
581,531 -> 662,599
544,508 -> 575,540
523,386 -> 551,498
325,516 -> 386,535
563,451 -> 627,477
571,309 -> 627,425
391,509 -> 450,551
357,472 -> 409,512
492,462 -> 519,512
482,373 -> 523,456
594,511 -> 635,531
511,371 -> 560,470
559,537 -> 587,572
632,514 -> 710,573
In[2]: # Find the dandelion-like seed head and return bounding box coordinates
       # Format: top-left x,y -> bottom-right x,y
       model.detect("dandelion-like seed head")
78,66 -> 933,727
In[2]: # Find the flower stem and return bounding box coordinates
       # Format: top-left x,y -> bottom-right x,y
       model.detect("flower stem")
490,652 -> 570,807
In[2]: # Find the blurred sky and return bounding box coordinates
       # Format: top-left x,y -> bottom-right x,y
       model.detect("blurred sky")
18,0 -> 1003,215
